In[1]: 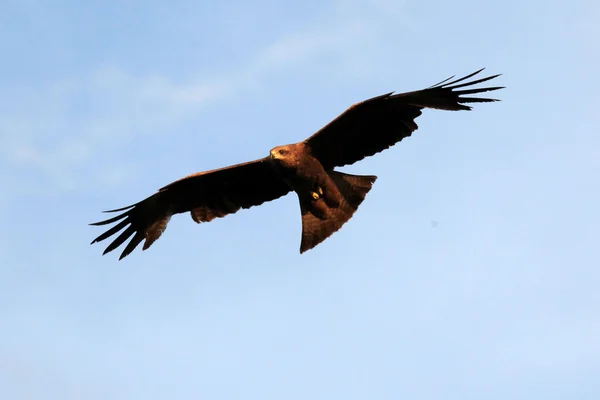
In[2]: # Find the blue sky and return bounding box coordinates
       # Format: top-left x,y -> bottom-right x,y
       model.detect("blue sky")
1,0 -> 599,399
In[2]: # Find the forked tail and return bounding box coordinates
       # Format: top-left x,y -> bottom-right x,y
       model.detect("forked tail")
299,171 -> 376,253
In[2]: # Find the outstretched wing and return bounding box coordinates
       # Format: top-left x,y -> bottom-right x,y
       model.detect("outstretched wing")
90,157 -> 290,260
304,68 -> 503,170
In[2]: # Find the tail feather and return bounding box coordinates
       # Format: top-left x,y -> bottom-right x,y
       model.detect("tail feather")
299,171 -> 376,253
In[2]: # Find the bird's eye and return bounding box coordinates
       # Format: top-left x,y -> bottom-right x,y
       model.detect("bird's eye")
279,149 -> 286,155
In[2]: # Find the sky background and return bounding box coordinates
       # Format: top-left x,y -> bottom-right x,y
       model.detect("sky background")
1,0 -> 599,399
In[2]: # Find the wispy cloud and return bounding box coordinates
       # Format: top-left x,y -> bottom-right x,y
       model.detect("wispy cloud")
0,0 -> 409,202
0,68 -> 225,200
253,22 -> 365,71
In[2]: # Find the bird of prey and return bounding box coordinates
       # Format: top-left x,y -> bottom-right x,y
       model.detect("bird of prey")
91,69 -> 503,260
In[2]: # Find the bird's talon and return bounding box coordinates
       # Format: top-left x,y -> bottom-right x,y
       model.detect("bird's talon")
311,191 -> 320,200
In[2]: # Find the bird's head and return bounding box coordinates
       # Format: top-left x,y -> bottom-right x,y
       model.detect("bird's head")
270,145 -> 292,161
269,143 -> 305,169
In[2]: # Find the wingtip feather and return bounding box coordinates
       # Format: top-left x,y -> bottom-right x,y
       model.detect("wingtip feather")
102,203 -> 137,213
435,68 -> 485,88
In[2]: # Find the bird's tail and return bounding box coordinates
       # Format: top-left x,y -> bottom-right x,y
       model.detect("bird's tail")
299,171 -> 377,253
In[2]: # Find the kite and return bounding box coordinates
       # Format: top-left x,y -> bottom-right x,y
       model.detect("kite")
91,69 -> 503,259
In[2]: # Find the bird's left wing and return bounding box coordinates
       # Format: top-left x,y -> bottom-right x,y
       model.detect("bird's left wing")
304,69 -> 503,170
90,157 -> 290,260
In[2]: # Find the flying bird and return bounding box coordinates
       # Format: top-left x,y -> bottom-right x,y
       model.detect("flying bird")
91,69 -> 503,259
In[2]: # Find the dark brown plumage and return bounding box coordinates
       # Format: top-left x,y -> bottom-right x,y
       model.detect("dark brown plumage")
91,69 -> 503,259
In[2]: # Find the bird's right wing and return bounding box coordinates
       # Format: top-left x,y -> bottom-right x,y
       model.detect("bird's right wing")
90,157 -> 290,259
304,69 -> 503,170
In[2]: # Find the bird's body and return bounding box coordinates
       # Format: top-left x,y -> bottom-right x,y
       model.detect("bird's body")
91,69 -> 504,259
270,143 -> 341,211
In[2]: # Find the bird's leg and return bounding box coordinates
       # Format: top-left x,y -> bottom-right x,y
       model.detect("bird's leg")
311,186 -> 324,200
